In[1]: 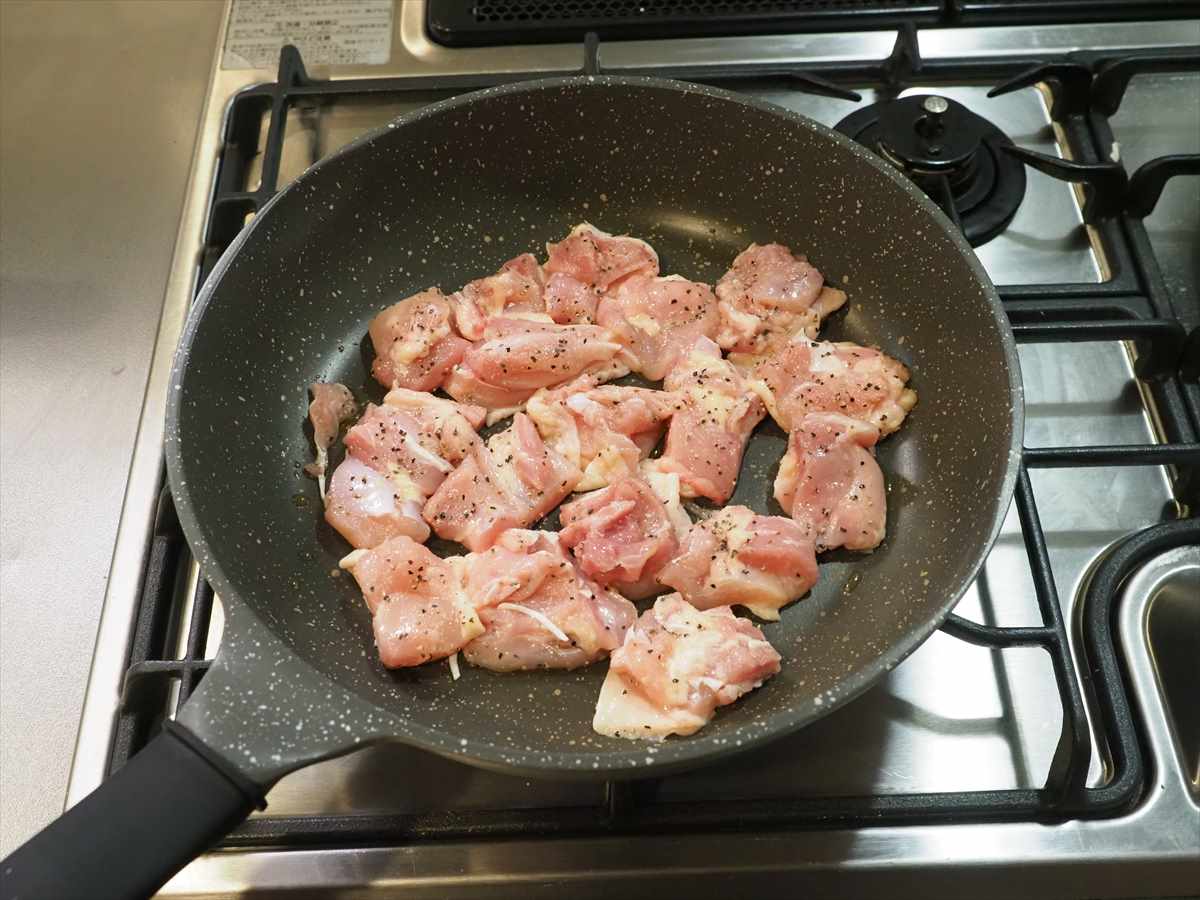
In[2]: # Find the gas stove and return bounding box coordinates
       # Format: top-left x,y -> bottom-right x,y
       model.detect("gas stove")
69,5 -> 1199,897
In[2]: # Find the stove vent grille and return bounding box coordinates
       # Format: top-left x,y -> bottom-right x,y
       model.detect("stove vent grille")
472,0 -> 916,20
427,0 -> 940,46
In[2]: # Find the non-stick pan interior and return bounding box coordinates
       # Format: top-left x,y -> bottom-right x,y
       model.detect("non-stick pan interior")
168,77 -> 1021,773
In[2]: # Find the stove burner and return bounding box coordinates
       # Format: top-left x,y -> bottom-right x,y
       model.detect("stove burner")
834,94 -> 1026,246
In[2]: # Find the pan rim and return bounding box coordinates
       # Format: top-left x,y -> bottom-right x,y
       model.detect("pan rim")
166,73 -> 1024,778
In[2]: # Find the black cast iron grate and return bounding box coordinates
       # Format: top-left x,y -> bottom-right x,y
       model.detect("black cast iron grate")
108,35 -> 1200,846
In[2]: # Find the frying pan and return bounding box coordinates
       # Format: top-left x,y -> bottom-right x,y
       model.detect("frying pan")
3,76 -> 1022,899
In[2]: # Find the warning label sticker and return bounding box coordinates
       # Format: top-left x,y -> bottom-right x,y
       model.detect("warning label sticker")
223,0 -> 393,70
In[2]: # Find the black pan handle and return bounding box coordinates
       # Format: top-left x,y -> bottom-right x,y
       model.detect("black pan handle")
0,721 -> 265,900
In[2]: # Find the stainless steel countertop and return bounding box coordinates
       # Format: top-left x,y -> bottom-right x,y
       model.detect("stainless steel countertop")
0,0 -> 224,855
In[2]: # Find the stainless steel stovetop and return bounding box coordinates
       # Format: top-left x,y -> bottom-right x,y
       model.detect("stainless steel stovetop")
69,5 -> 1199,897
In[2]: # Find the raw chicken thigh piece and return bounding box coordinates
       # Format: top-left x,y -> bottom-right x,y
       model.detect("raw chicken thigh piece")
449,253 -> 546,341
537,223 -> 659,336
380,387 -> 486,462
740,334 -> 916,436
543,222 -> 659,293
303,382 -> 356,497
774,412 -> 887,552
461,529 -> 637,671
526,374 -> 681,491
423,413 -> 582,551
340,536 -> 481,668
444,317 -> 629,422
460,527 -> 563,607
461,318 -> 627,392
650,336 -> 766,503
715,243 -> 847,355
544,271 -> 600,325
441,363 -> 536,422
347,387 -> 485,484
369,288 -> 469,391
558,472 -> 691,600
593,593 -> 781,740
595,274 -> 719,380
324,391 -> 485,550
324,456 -> 430,549
340,536 -> 453,615
657,505 -> 818,620
343,402 -> 458,501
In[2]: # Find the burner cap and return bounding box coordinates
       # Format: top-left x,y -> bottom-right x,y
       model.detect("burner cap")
834,94 -> 1026,247
877,95 -> 984,173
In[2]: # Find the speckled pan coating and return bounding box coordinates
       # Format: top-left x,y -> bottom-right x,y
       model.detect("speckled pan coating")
165,76 -> 1023,785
